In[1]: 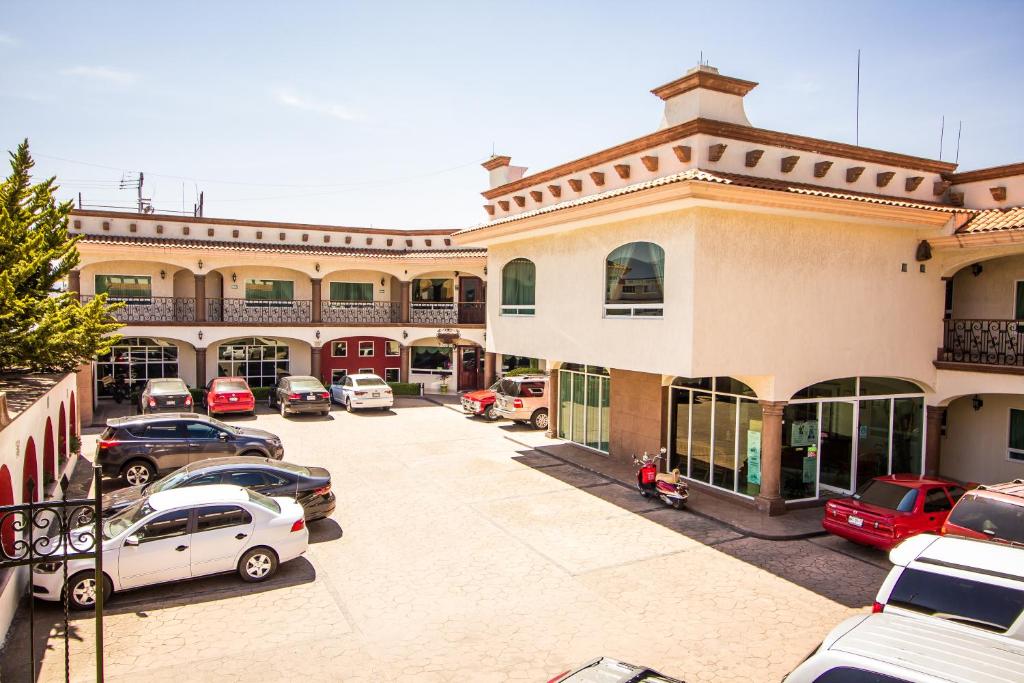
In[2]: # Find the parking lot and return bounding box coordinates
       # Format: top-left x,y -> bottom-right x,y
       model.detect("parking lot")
2,397 -> 890,682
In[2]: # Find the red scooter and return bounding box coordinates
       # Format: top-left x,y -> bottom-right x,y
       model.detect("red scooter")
634,448 -> 689,509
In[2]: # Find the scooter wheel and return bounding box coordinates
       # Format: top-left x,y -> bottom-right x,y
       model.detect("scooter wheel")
671,498 -> 686,510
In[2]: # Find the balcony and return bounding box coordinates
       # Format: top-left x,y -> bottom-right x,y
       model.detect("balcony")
939,319 -> 1024,369
207,298 -> 312,324
410,302 -> 485,325
322,301 -> 400,324
84,295 -> 197,322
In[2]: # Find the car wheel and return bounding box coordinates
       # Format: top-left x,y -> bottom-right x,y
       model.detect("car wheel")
66,571 -> 112,611
345,398 -> 353,413
485,405 -> 500,421
122,460 -> 155,486
531,410 -> 549,430
238,547 -> 279,583
279,401 -> 287,417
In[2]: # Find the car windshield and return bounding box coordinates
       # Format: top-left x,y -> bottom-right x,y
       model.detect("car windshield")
947,494 -> 1024,544
247,489 -> 281,514
150,380 -> 187,394
355,377 -> 386,387
103,500 -> 155,539
214,381 -> 249,392
146,467 -> 193,494
888,567 -> 1024,633
290,380 -> 324,391
853,480 -> 918,512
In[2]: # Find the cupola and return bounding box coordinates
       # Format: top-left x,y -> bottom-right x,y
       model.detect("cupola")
651,64 -> 757,129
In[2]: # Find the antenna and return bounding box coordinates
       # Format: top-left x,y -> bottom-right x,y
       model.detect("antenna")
938,116 -> 945,160
955,120 -> 963,164
855,49 -> 861,146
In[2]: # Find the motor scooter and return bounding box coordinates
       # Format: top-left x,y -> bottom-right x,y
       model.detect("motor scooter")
633,447 -> 689,509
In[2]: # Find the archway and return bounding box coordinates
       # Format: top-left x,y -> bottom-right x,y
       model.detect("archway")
69,391 -> 78,436
94,336 -> 189,398
0,465 -> 14,556
43,417 -> 55,484
321,335 -> 403,386
58,403 -> 68,469
23,437 -> 38,503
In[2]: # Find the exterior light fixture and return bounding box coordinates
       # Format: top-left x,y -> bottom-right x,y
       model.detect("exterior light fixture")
315,263 -> 321,272
197,260 -> 204,270
315,329 -> 321,340
402,330 -> 408,339
971,263 -> 984,277
231,272 -> 237,283
198,330 -> 204,341
972,395 -> 984,411
159,269 -> 166,279
380,277 -> 385,286
454,271 -> 460,277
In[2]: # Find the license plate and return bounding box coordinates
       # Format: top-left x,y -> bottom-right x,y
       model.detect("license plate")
306,394 -> 316,401
848,515 -> 863,527
372,392 -> 380,398
229,396 -> 238,402
166,400 -> 175,405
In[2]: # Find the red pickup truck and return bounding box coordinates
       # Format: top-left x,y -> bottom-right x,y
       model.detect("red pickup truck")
461,381 -> 501,420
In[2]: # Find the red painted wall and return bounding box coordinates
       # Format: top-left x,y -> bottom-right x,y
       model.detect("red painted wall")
320,336 -> 402,385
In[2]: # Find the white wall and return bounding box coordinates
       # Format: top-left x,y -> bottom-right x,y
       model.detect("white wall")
941,394 -> 1024,484
80,261 -> 189,298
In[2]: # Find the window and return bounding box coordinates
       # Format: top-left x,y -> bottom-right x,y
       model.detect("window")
385,341 -> 400,357
501,355 -> 539,373
95,274 -> 152,302
95,337 -> 178,398
217,337 -> 290,388
331,369 -> 348,385
412,278 -> 453,302
245,279 -> 294,304
185,422 -> 221,440
137,510 -> 190,542
853,480 -> 918,512
946,493 -> 1024,544
384,368 -> 400,383
331,341 -> 348,357
143,422 -> 184,439
922,488 -> 953,512
604,242 -> 665,317
330,282 -> 373,302
1010,408 -> 1024,461
501,258 -> 536,316
358,367 -> 374,375
1016,281 -> 1024,320
358,341 -> 374,357
185,473 -> 223,487
813,669 -> 914,683
411,346 -> 452,372
195,505 -> 252,532
226,471 -> 271,488
558,365 -> 610,453
887,567 -> 1024,633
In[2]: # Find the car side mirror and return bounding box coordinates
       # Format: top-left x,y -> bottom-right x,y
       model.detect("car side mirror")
218,432 -> 229,441
124,535 -> 139,547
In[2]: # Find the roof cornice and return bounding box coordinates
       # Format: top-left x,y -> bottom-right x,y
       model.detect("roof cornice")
651,71 -> 758,99
947,162 -> 1024,185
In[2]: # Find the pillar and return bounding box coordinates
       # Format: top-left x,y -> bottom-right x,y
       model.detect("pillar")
311,277 -> 322,323
400,345 -> 411,382
755,400 -> 787,516
311,346 -> 322,384
195,347 -> 207,389
68,269 -> 81,301
546,368 -> 559,438
75,363 -> 94,428
400,281 -> 411,324
483,352 -> 497,388
925,405 -> 946,477
195,273 -> 207,323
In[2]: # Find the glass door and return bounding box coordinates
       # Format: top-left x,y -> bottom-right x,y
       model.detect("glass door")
819,401 -> 856,494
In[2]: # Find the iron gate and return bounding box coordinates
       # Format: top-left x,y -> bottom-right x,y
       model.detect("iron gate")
0,465 -> 104,681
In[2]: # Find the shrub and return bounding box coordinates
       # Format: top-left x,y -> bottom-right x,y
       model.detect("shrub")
250,387 -> 272,400
504,367 -> 545,377
388,382 -> 422,396
69,435 -> 81,456
188,387 -> 204,404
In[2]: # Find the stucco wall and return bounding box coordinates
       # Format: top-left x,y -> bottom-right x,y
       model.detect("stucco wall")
80,261 -> 189,297
608,369 -> 664,463
211,266 -> 313,300
321,270 -> 393,302
941,393 -> 1024,484
950,254 -> 1024,319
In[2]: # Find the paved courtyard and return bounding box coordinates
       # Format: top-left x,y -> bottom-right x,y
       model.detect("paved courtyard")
2,398 -> 889,682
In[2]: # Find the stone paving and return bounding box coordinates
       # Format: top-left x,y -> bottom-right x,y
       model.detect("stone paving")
1,398 -> 890,682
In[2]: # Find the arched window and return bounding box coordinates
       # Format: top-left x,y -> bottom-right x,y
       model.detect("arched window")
95,337 -> 179,398
605,242 -> 665,317
217,337 -> 290,388
501,259 -> 536,316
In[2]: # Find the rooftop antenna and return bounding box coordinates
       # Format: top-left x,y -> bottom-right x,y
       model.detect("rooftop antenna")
954,120 -> 963,164
855,49 -> 861,146
939,116 -> 945,160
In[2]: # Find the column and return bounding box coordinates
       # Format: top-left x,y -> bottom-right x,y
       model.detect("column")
925,405 -> 946,477
311,277 -> 322,324
68,269 -> 81,301
483,352 -> 497,388
195,273 -> 207,323
755,400 -> 787,516
546,367 -> 559,438
311,346 -> 322,384
400,345 -> 411,383
400,281 -> 411,324
195,347 -> 207,389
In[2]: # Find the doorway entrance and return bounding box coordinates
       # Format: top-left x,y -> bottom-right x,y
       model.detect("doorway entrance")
459,346 -> 482,391
458,276 -> 485,324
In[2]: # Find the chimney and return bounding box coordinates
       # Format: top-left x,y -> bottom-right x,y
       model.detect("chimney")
651,64 -> 757,129
482,155 -> 528,190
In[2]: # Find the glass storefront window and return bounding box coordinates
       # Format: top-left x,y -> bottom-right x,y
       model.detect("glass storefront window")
96,337 -> 177,397
792,377 -> 856,399
411,346 -> 452,372
782,403 -> 818,500
857,399 -> 891,489
712,395 -> 737,490
217,337 -> 290,388
557,365 -> 610,454
689,394 -> 714,484
891,397 -> 923,474
736,401 -> 763,497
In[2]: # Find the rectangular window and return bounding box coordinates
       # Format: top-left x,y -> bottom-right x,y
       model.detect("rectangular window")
888,567 -> 1024,634
385,341 -> 400,357
245,279 -> 293,305
95,274 -> 152,302
331,341 -> 347,357
412,278 -> 453,302
1010,408 -> 1024,461
501,355 -> 539,373
1016,281 -> 1024,320
384,368 -> 400,383
330,369 -> 347,385
411,346 -> 452,372
358,341 -> 374,357
358,367 -> 374,375
330,282 -> 373,302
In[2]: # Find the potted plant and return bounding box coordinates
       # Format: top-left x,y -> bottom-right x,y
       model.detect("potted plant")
439,374 -> 450,394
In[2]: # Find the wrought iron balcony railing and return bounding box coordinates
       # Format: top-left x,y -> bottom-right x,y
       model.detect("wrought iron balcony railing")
321,300 -> 401,324
410,302 -> 457,325
941,319 -> 1024,368
83,295 -> 196,322
207,298 -> 313,324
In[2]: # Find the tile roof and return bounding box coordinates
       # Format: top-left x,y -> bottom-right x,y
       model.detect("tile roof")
957,206 -> 1024,235
458,169 -> 970,234
77,233 -> 486,259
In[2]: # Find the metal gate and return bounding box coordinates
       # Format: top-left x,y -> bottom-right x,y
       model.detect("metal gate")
0,466 -> 104,681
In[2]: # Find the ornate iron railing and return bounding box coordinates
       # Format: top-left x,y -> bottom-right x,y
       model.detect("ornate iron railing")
410,302 -> 458,325
207,298 -> 312,323
941,319 -> 1024,367
83,295 -> 196,322
321,300 -> 400,324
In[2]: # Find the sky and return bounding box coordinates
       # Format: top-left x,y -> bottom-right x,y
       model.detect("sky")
2,1 -> 1022,230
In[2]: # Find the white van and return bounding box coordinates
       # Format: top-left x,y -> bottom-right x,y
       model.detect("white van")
784,612 -> 1024,682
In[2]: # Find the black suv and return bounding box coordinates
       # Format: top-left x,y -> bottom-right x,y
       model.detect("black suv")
96,413 -> 284,486
268,375 -> 330,416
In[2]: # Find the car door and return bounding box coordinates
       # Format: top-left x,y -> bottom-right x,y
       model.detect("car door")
189,504 -> 256,576
921,486 -> 955,529
183,420 -> 235,463
117,508 -> 193,589
143,421 -> 191,473
341,376 -> 353,404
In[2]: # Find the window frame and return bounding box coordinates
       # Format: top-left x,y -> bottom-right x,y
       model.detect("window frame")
603,241 -> 665,319
331,341 -> 348,357
358,341 -> 374,357
95,274 -> 153,303
329,281 -> 373,303
500,258 -> 536,317
410,345 -> 453,374
358,367 -> 374,375
384,368 -> 400,383
1014,280 -> 1024,320
384,341 -> 400,357
330,369 -> 348,385
1009,408 -> 1024,462
244,278 -> 295,307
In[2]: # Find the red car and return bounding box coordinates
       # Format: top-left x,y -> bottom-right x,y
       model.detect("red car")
822,475 -> 967,551
203,376 -> 256,416
461,381 -> 501,420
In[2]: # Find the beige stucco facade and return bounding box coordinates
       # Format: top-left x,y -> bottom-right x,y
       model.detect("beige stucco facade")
950,253 -> 1024,320
941,393 -> 1024,483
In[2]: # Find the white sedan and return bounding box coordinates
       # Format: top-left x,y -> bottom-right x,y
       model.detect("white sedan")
330,373 -> 394,411
33,485 -> 309,610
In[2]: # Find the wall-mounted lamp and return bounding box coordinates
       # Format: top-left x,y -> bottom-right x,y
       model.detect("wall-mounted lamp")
315,263 -> 320,272
231,272 -> 237,283
159,269 -> 166,280
454,271 -> 460,277
971,263 -> 984,277
197,260 -> 204,270
402,330 -> 408,339
380,277 -> 385,286
315,330 -> 321,340
198,330 -> 204,341
972,395 -> 984,411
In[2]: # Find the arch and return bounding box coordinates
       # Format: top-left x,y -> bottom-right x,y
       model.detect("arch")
69,392 -> 78,436
501,258 -> 536,315
0,465 -> 14,555
671,376 -> 758,398
605,241 -> 665,316
80,260 -> 194,297
213,336 -> 301,388
58,403 -> 68,469
23,437 -> 38,503
790,376 -> 925,400
322,335 -> 404,385
939,245 -> 1024,279
43,417 -> 55,483
95,336 -> 193,399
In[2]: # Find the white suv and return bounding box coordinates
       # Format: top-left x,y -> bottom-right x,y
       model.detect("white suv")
874,534 -> 1024,642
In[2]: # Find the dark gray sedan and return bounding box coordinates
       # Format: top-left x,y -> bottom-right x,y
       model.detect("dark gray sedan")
139,378 -> 194,414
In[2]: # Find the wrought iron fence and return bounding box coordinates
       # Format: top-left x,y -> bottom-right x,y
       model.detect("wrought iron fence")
321,301 -> 400,324
83,295 -> 196,323
941,319 -> 1024,367
410,303 -> 458,325
207,298 -> 312,323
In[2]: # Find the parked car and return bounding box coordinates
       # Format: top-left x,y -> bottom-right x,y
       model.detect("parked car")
329,373 -> 393,411
203,376 -> 256,417
821,475 -> 967,550
941,479 -> 1024,546
874,534 -> 1024,642
96,413 -> 284,486
268,375 -> 331,416
139,378 -> 193,414
547,657 -> 682,683
783,612 -> 1024,682
462,380 -> 502,420
33,485 -> 308,610
494,374 -> 549,430
102,457 -> 335,521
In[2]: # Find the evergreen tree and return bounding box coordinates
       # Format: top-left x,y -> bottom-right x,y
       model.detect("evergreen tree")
0,140 -> 122,373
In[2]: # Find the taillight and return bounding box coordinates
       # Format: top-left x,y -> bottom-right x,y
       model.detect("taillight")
313,484 -> 331,497
288,393 -> 301,400
513,398 -> 524,408
98,439 -> 119,450
872,601 -> 884,614
546,671 -> 570,683
319,392 -> 329,399
147,397 -> 156,407
290,519 -> 305,532
184,395 -> 193,406
355,391 -> 368,397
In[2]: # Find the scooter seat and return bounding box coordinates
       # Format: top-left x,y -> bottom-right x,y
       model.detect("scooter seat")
656,470 -> 680,484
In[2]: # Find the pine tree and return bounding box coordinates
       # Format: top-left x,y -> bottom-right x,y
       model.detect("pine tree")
0,140 -> 122,373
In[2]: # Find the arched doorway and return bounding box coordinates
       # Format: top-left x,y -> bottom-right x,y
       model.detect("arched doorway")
69,392 -> 78,436
321,336 -> 402,386
94,336 -> 182,398
23,437 -> 38,503
43,417 -> 56,484
58,403 -> 68,469
0,465 -> 14,556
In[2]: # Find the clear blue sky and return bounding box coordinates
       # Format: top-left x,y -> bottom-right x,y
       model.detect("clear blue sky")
2,1 -> 1021,229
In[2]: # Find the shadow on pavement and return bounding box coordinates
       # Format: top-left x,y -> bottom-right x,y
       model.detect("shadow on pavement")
309,518 -> 343,543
